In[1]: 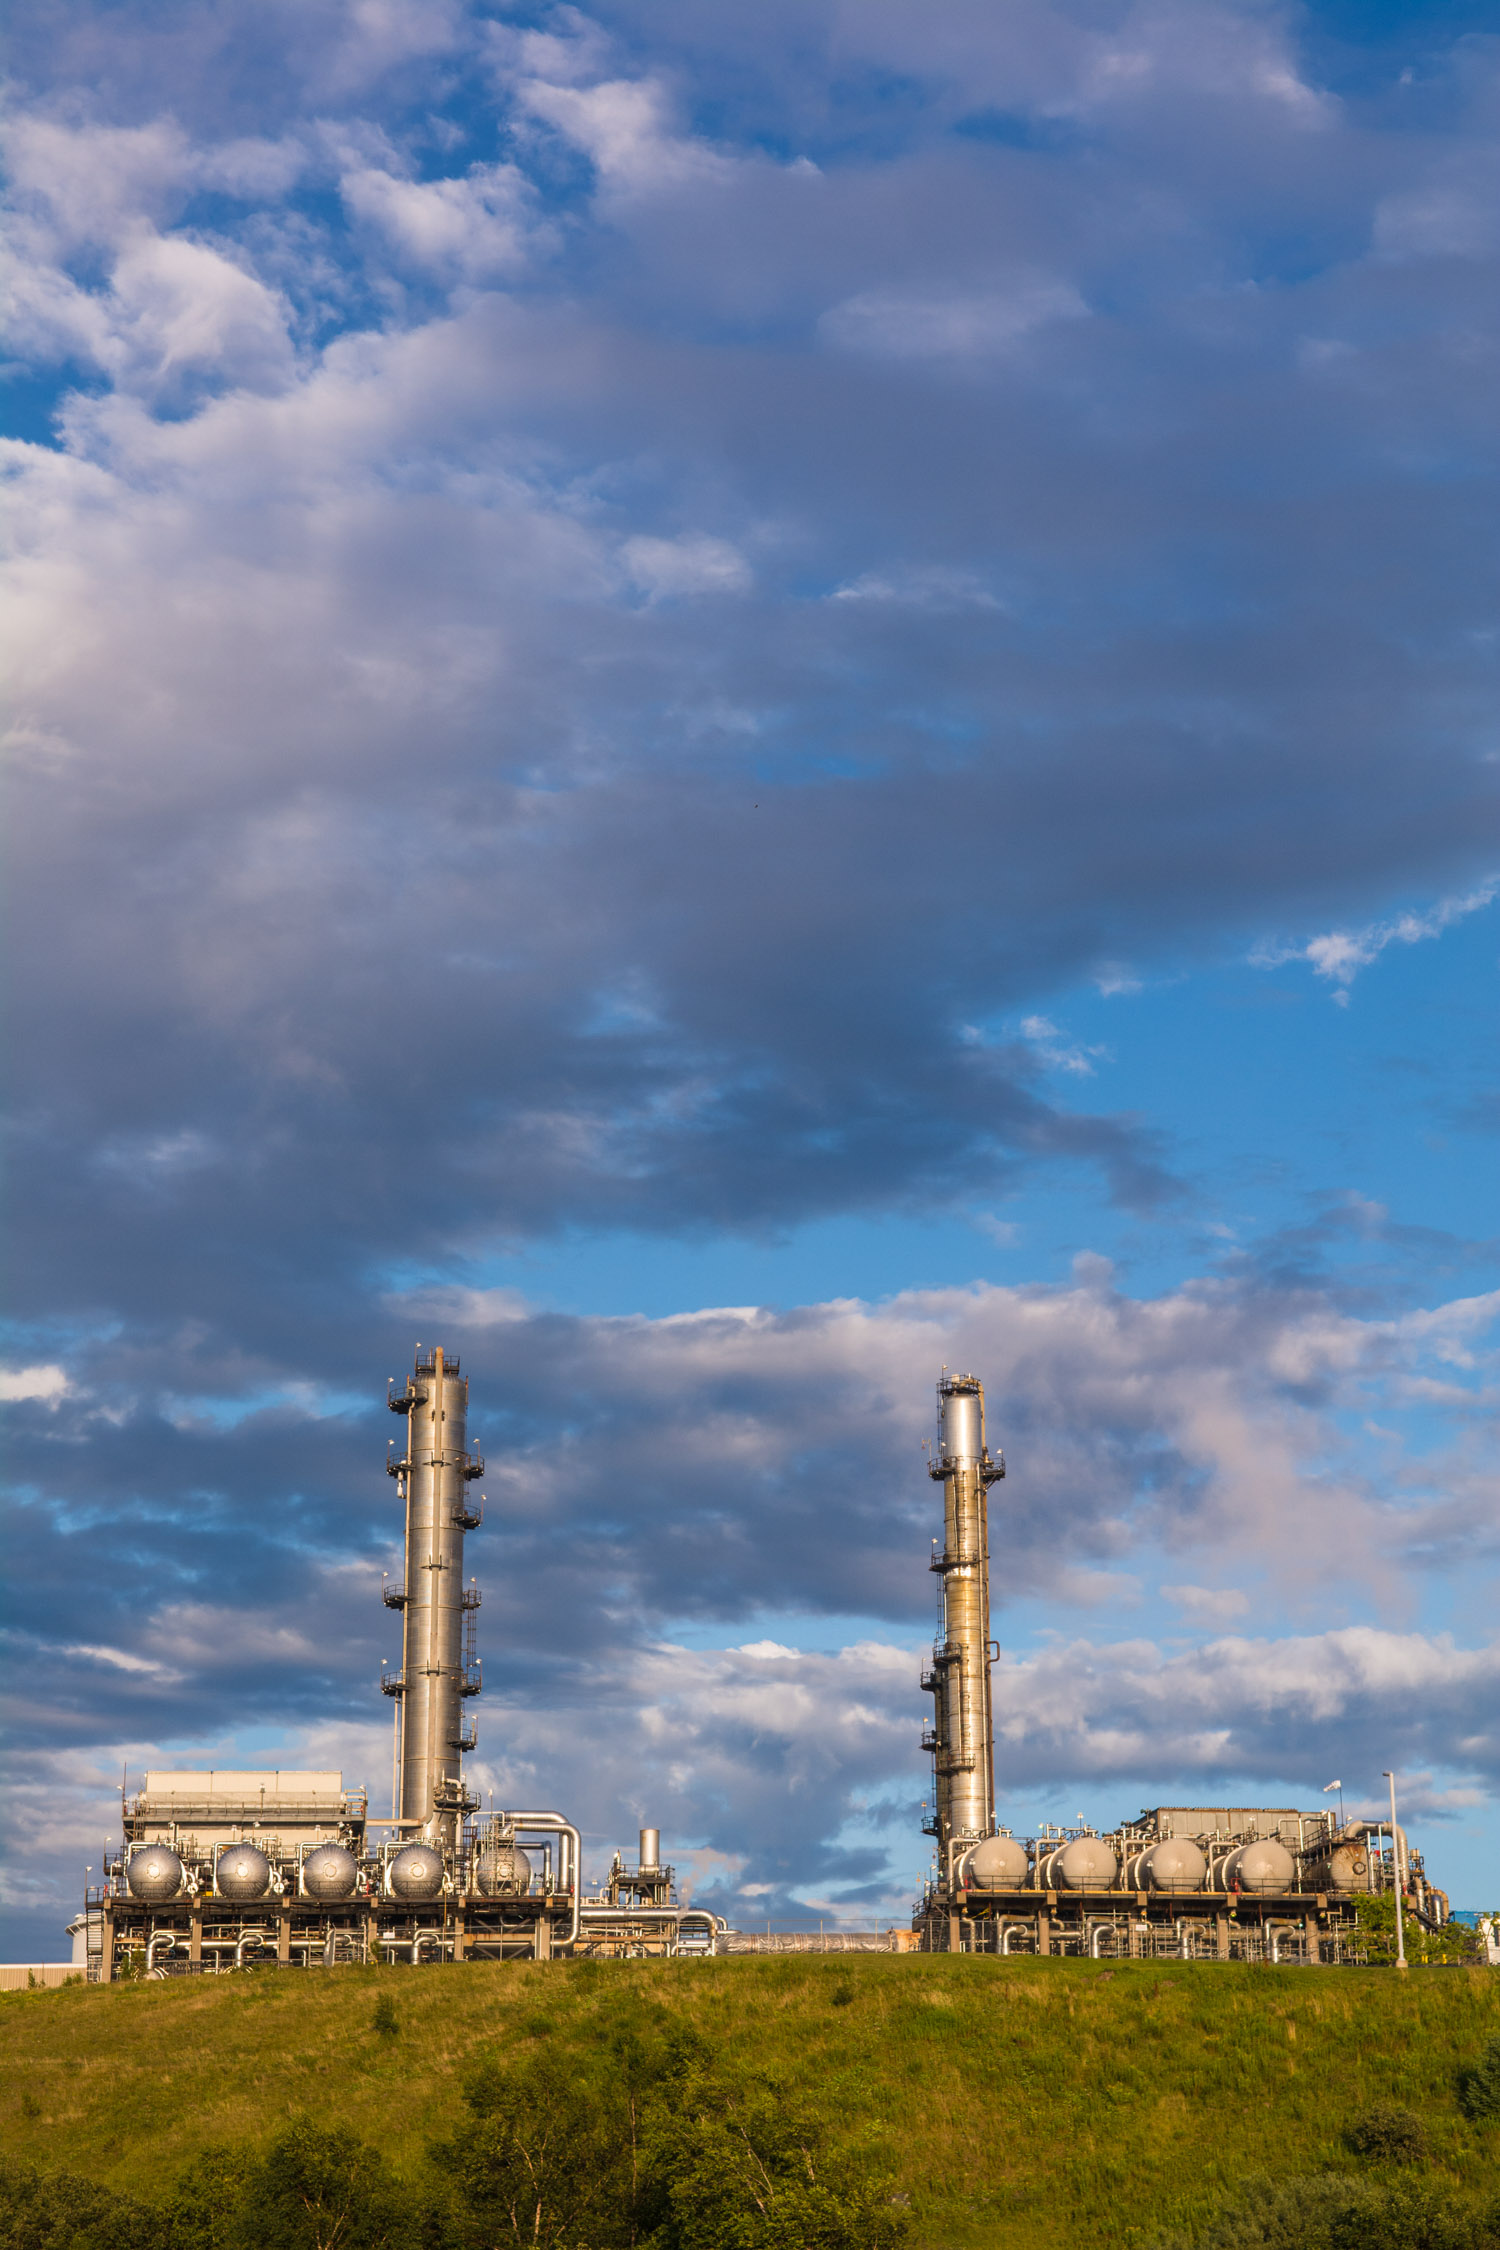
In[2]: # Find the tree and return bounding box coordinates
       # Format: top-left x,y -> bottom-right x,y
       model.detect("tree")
636,2062 -> 907,2250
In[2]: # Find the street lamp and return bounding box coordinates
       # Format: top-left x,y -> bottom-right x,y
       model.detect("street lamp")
1382,1770 -> 1407,1971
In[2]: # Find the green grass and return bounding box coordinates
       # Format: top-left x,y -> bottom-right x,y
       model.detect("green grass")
3,1956 -> 1498,2248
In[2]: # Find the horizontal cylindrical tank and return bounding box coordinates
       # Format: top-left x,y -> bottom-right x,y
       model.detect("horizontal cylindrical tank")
1214,1839 -> 1295,1896
1039,1837 -> 1119,1891
1318,1843 -> 1369,1893
216,1844 -> 272,1901
1125,1838 -> 1208,1896
302,1844 -> 359,1901
962,1835 -> 1029,1889
388,1844 -> 444,1901
475,1845 -> 533,1897
127,1846 -> 184,1903
639,1828 -> 660,1871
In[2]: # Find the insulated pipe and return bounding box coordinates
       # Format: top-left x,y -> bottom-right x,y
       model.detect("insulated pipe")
506,1814 -> 582,1947
925,1375 -> 1004,1871
234,1930 -> 267,1969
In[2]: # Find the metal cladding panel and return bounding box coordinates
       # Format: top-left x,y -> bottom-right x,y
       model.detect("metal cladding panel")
1149,1807 -> 1302,1840
143,1770 -> 344,1799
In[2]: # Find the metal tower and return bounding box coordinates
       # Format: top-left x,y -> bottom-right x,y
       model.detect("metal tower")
382,1345 -> 484,1844
922,1373 -> 1004,1878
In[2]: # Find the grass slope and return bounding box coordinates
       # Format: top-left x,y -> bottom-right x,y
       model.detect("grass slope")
3,1957 -> 1497,2248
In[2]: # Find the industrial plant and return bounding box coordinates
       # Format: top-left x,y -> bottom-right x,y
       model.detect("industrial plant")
914,1373 -> 1451,1962
78,1355 -> 1449,1976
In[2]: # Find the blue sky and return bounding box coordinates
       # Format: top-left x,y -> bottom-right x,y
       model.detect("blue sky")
2,0 -> 1497,1956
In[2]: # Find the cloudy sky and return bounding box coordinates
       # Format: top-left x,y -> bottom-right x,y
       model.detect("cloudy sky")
3,0 -> 1498,1957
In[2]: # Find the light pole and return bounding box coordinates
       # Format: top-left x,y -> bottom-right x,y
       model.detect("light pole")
1382,1770 -> 1407,1971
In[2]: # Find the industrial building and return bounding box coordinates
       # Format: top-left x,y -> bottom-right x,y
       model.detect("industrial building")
914,1372 -> 1452,1962
79,1354 -> 1451,1975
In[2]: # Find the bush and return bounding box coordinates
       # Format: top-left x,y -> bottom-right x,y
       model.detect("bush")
1167,2173 -> 1492,2250
1347,2106 -> 1427,2165
372,1992 -> 399,2038
1463,2035 -> 1500,2124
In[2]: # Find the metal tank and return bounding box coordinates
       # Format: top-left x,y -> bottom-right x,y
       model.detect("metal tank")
962,1835 -> 1028,1889
388,1843 -> 445,1900
1214,1839 -> 1295,1896
302,1844 -> 359,1901
384,1346 -> 484,1846
216,1844 -> 272,1901
476,1844 -> 533,1896
1319,1842 -> 1370,1893
1125,1838 -> 1208,1896
1039,1836 -> 1119,1890
924,1375 -> 1004,1870
127,1845 -> 184,1903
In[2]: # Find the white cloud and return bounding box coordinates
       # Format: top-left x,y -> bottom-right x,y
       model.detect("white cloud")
1252,876 -> 1499,1002
831,565 -> 1002,610
623,533 -> 752,600
1162,1583 -> 1252,1623
820,278 -> 1086,363
340,161 -> 537,281
1374,184 -> 1500,262
519,73 -> 732,198
1019,1014 -> 1107,1076
0,1364 -> 69,1405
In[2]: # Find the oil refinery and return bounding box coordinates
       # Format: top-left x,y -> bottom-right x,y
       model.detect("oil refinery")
78,1354 -> 1451,1976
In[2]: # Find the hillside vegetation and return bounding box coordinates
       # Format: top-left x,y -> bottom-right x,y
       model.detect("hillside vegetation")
3,1955 -> 1499,2248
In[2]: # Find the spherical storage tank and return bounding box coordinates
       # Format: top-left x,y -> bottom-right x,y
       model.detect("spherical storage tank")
302,1844 -> 359,1902
476,1845 -> 533,1897
1041,1837 -> 1119,1890
1132,1838 -> 1208,1896
962,1836 -> 1028,1889
127,1846 -> 184,1903
1218,1839 -> 1295,1896
388,1844 -> 444,1900
216,1844 -> 272,1901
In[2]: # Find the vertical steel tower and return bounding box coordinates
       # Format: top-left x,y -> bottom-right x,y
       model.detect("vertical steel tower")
923,1373 -> 1004,1874
383,1346 -> 483,1844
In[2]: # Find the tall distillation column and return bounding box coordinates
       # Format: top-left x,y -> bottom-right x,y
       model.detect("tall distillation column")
923,1374 -> 1004,1878
383,1346 -> 484,1844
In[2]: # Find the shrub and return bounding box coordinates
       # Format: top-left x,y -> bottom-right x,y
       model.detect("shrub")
1347,2106 -> 1428,2164
1166,2173 -> 1489,2250
1463,2035 -> 1500,2124
372,1992 -> 399,2038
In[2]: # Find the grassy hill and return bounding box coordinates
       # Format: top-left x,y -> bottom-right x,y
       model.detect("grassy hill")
3,1955 -> 1498,2248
